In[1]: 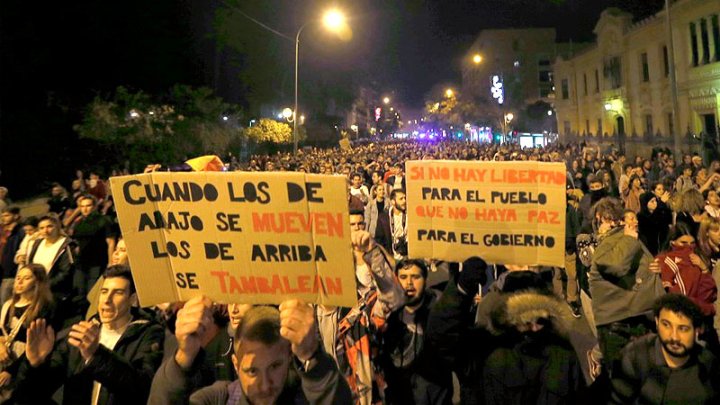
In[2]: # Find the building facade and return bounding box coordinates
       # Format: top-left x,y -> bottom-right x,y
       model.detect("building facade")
461,28 -> 583,134
553,0 -> 720,156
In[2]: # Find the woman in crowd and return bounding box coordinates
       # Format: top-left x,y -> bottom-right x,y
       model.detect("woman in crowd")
0,264 -> 55,394
697,216 -> 720,342
623,175 -> 644,213
638,192 -> 669,256
672,188 -> 706,238
656,223 -> 718,354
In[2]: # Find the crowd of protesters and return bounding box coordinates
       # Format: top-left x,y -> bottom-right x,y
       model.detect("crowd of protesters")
0,138 -> 718,404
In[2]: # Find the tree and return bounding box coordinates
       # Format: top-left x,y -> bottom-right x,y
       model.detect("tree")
243,118 -> 292,144
74,85 -> 243,169
424,90 -> 503,131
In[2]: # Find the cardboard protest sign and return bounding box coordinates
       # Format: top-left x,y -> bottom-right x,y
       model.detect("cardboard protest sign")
406,160 -> 566,267
339,138 -> 351,150
110,172 -> 357,307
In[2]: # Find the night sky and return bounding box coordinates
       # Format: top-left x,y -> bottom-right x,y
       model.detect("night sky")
0,0 -> 664,197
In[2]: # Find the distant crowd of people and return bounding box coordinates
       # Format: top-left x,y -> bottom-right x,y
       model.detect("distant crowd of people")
0,139 -> 718,404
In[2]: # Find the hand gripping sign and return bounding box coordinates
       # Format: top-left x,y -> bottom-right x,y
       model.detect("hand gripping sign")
110,172 -> 357,307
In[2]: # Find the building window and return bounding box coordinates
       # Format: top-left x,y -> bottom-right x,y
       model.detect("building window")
586,120 -> 590,135
583,73 -> 588,96
713,16 -> 720,63
598,118 -> 603,136
538,59 -> 551,66
690,22 -> 699,66
640,53 -> 649,82
539,71 -> 552,83
662,46 -> 670,77
645,114 -> 654,135
594,69 -> 600,93
701,18 -> 710,64
564,121 -> 571,135
667,112 -> 674,136
561,79 -> 569,99
603,57 -> 622,89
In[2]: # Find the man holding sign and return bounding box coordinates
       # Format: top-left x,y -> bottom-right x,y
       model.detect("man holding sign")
148,296 -> 352,404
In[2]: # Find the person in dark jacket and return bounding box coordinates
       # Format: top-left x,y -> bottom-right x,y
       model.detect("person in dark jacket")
609,294 -> 720,404
375,189 -> 408,261
427,258 -> 583,405
13,265 -> 164,405
28,215 -> 76,324
589,198 -> 665,381
637,183 -> 673,256
148,296 -> 352,405
381,259 -> 452,405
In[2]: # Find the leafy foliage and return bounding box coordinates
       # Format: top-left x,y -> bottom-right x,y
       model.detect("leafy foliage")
74,85 -> 243,168
243,118 -> 293,144
424,93 -> 503,130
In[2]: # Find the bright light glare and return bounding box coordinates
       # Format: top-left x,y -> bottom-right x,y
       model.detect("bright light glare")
323,9 -> 345,31
473,54 -> 482,64
223,116 -> 229,121
547,110 -> 553,116
505,113 -> 514,122
604,103 -> 612,111
445,89 -> 454,98
282,108 -> 293,119
383,97 -> 390,104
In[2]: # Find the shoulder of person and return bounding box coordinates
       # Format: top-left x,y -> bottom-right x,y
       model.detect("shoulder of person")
189,380 -> 232,404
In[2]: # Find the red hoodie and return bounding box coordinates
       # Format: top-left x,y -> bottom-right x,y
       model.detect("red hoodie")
656,246 -> 717,316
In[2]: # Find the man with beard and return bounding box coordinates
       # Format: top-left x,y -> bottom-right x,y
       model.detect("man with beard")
609,294 -> 720,404
381,259 -> 452,405
376,189 -> 408,261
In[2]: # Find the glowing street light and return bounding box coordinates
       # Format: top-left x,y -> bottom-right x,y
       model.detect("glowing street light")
383,97 -> 390,104
293,9 -> 347,154
282,107 -> 293,120
472,54 -> 483,64
445,88 -> 454,98
322,9 -> 346,31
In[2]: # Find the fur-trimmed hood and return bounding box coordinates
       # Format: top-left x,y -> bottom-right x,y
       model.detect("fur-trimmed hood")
488,291 -> 572,338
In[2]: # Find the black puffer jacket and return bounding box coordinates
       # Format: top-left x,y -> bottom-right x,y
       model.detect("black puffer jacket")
428,279 -> 583,405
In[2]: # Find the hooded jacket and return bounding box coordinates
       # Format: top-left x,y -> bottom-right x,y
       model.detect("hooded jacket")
637,193 -> 672,256
656,246 -> 717,316
13,308 -> 164,405
481,291 -> 583,405
428,278 -> 583,405
589,226 -> 665,326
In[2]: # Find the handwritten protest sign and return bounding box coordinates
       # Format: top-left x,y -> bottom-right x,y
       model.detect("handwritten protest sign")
406,160 -> 566,266
109,172 -> 357,307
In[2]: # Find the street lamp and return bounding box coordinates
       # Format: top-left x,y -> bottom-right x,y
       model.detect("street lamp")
445,88 -> 454,98
293,9 -> 347,154
503,112 -> 514,142
383,97 -> 390,104
472,54 -> 483,64
282,107 -> 294,121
